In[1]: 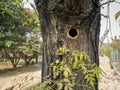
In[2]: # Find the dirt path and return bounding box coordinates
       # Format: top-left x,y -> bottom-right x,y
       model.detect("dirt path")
0,57 -> 120,90
99,56 -> 120,90
0,76 -> 13,88
0,63 -> 41,90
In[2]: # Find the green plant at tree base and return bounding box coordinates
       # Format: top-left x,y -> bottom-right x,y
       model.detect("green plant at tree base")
38,48 -> 103,90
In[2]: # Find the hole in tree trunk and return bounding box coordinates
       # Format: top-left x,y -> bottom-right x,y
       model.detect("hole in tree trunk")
67,28 -> 79,39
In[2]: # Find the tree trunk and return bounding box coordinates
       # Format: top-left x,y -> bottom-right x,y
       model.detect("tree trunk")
35,55 -> 38,63
35,0 -> 100,90
4,48 -> 20,68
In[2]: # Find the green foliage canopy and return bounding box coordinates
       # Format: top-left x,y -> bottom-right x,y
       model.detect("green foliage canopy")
0,0 -> 41,67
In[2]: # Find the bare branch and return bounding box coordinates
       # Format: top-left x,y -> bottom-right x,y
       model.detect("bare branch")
99,0 -> 115,7
114,1 -> 120,4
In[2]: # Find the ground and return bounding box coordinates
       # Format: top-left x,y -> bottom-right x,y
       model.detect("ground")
99,56 -> 120,90
0,63 -> 41,90
0,57 -> 120,90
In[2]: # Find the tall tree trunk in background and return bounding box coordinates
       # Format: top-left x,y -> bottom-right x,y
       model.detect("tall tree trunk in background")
35,0 -> 100,90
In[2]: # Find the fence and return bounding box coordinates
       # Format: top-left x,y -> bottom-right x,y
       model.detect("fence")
110,49 -> 120,77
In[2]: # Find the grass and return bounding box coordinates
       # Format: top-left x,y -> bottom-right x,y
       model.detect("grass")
18,60 -> 25,65
0,61 -> 11,65
0,60 -> 25,66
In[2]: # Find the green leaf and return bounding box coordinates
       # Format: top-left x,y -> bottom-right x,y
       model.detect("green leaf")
86,76 -> 95,85
63,70 -> 69,78
72,62 -> 78,69
64,86 -> 68,90
80,52 -> 83,60
81,65 -> 87,74
5,40 -> 13,47
68,86 -> 73,90
57,83 -> 63,90
55,59 -> 59,64
0,33 -> 5,38
115,11 -> 120,20
60,60 -> 66,65
57,47 -> 66,55
66,67 -> 71,74
63,79 -> 70,83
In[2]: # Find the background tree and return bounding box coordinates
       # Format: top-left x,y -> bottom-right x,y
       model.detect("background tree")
35,0 -> 100,90
0,0 -> 41,68
0,0 -> 26,67
111,36 -> 120,49
18,8 -> 42,65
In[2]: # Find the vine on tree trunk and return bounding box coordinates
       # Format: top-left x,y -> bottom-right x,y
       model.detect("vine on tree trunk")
38,48 -> 104,90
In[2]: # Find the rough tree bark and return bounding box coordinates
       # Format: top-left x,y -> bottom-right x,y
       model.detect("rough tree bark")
35,0 -> 100,90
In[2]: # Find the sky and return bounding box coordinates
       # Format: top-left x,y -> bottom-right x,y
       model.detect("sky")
22,0 -> 35,10
100,0 -> 120,42
22,0 -> 120,43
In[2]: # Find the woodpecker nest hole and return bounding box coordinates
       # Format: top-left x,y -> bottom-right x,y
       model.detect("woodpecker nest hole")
67,27 -> 79,39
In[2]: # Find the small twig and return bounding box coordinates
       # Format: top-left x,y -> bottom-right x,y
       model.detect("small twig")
114,1 -> 120,4
101,14 -> 109,18
99,0 -> 115,7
